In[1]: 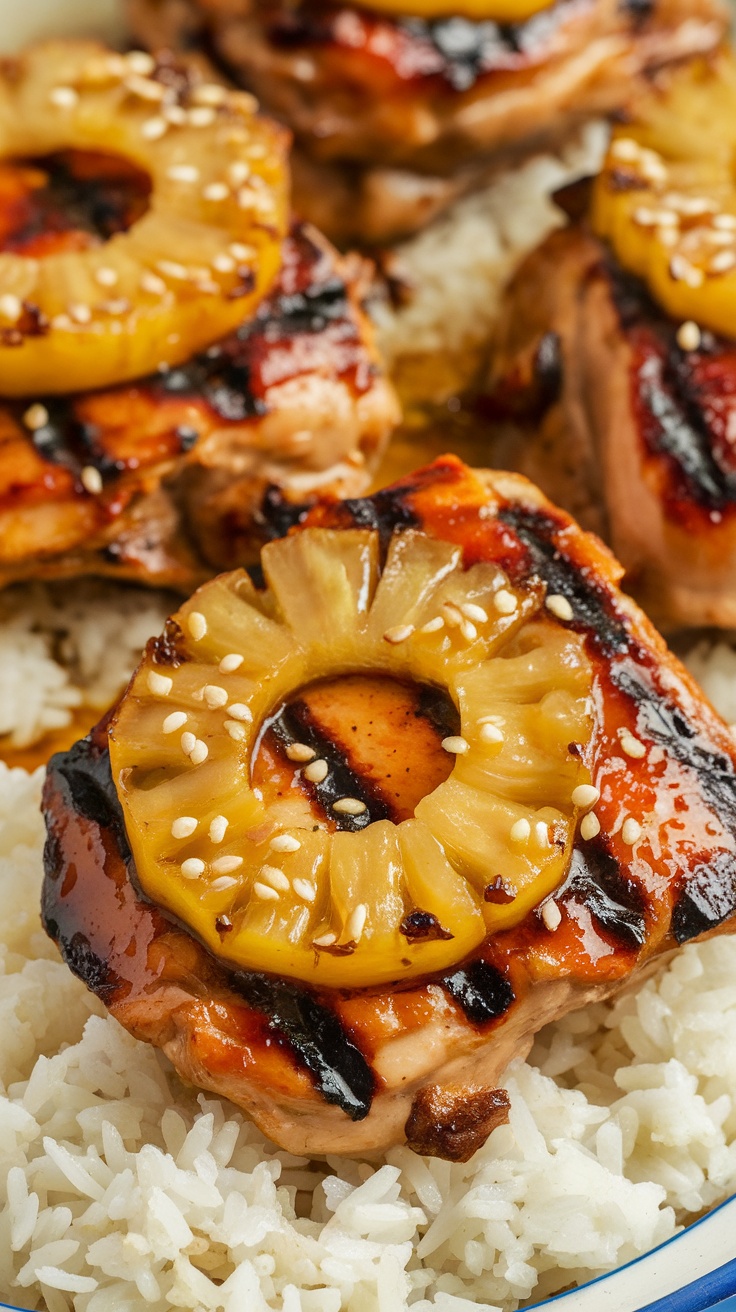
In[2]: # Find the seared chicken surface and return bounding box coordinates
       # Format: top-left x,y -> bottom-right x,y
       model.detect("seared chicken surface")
43,456 -> 736,1159
128,0 -> 727,243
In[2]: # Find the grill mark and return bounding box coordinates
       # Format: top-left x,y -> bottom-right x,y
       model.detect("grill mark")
562,842 -> 647,948
230,972 -> 375,1120
671,850 -> 736,943
441,959 -> 515,1025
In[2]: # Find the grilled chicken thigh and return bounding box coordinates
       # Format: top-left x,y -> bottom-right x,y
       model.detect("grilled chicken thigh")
43,456 -> 736,1159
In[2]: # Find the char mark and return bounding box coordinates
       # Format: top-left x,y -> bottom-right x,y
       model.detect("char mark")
563,842 -> 647,948
339,488 -> 421,552
232,972 -> 375,1120
671,850 -> 736,943
497,505 -> 630,655
46,732 -> 132,861
442,959 -> 515,1025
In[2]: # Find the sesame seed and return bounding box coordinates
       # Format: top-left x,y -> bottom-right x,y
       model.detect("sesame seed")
219,653 -> 243,673
253,881 -> 279,901
147,670 -> 173,696
332,797 -> 366,815
442,602 -> 463,628
203,684 -> 228,709
286,742 -> 315,763
81,466 -> 103,495
189,740 -> 209,765
0,294 -> 22,322
304,759 -> 329,784
141,116 -> 167,140
620,731 -> 646,759
610,137 -> 640,161
209,815 -> 229,844
100,299 -> 131,317
460,619 -> 478,642
157,260 -> 189,281
211,876 -> 237,893
188,611 -> 207,641
23,403 -> 49,431
479,722 -> 504,745
167,164 -> 200,184
52,315 -> 73,331
195,279 -> 220,296
545,594 -> 574,622
572,784 -> 600,809
94,267 -> 118,288
345,903 -> 367,942
714,214 -> 736,231
313,932 -> 337,948
494,589 -> 517,615
441,736 -> 469,755
69,303 -> 92,324
384,624 -> 414,644
126,51 -> 156,75
203,183 -> 230,204
227,703 -> 252,722
224,720 -> 247,741
164,105 -> 187,126
49,86 -> 78,109
212,855 -> 243,874
510,818 -> 531,843
261,865 -> 290,892
125,74 -> 165,102
710,250 -> 736,274
621,818 -> 642,845
675,196 -> 716,216
172,816 -> 197,839
535,821 -> 550,846
181,731 -> 196,756
181,858 -> 205,879
189,106 -> 216,127
541,901 -> 562,932
141,271 -> 167,296
163,711 -> 187,734
580,812 -> 601,841
419,616 -> 445,634
669,254 -> 704,287
460,602 -> 489,624
270,834 -> 301,853
293,878 -> 316,903
192,82 -> 228,106
212,253 -> 235,273
676,320 -> 701,351
228,161 -> 251,187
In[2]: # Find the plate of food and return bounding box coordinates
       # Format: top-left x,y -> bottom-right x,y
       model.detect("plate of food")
1,1 -> 736,1311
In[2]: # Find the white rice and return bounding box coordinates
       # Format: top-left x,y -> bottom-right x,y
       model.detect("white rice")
2,640 -> 736,1311
374,123 -> 608,399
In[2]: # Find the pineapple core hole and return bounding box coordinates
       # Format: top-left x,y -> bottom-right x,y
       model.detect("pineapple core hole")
0,150 -> 151,257
252,674 -> 460,831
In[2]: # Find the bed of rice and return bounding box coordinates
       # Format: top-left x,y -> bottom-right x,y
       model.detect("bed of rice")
2,600 -> 736,1312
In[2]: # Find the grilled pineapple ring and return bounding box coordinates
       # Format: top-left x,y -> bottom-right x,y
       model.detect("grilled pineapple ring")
354,0 -> 551,23
0,42 -> 288,395
592,57 -> 736,339
110,528 -> 594,989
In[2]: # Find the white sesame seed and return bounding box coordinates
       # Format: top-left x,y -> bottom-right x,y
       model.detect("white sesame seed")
23,403 -> 49,431
545,594 -> 574,622
620,731 -> 647,759
383,624 -> 414,644
253,881 -> 279,901
610,137 -> 640,161
188,611 -> 207,641
167,164 -> 200,184
345,903 -> 367,942
286,742 -> 315,763
535,821 -> 550,846
621,818 -> 642,845
0,294 -> 21,322
100,298 -> 130,317
710,250 -> 736,274
419,616 -> 445,634
181,858 -> 205,879
147,670 -> 173,696
52,315 -> 73,331
228,161 -> 251,187
157,260 -> 189,281
208,815 -> 228,844
541,901 -> 562,932
714,213 -> 736,231
195,279 -> 220,296
460,620 -> 478,642
172,816 -> 197,839
304,759 -> 329,784
230,243 -> 255,261
125,74 -> 165,102
313,932 -> 337,948
203,184 -> 230,205
676,320 -> 701,352
441,736 -> 469,755
494,589 -> 517,615
442,602 -> 463,628
141,271 -> 167,296
212,855 -> 243,874
190,739 -> 209,765
227,703 -> 252,722
260,864 -> 290,892
212,252 -> 235,272
332,797 -> 366,815
94,267 -> 118,288
163,711 -> 187,734
480,722 -> 504,745
189,106 -> 216,127
81,465 -> 103,495
460,602 -> 489,624
270,834 -> 301,853
192,82 -> 228,106
49,86 -> 78,109
219,653 -> 243,673
164,104 -> 187,126
572,783 -> 600,809
211,876 -> 238,893
203,684 -> 228,709
580,812 -> 601,841
510,818 -> 531,843
126,50 -> 156,75
293,878 -> 316,902
224,720 -> 247,741
181,731 -> 196,756
69,303 -> 92,325
141,115 -> 167,140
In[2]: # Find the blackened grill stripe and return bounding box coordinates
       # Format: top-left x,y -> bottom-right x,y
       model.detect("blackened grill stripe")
442,960 -> 515,1024
671,851 -> 736,943
562,843 -> 647,948
636,352 -> 735,510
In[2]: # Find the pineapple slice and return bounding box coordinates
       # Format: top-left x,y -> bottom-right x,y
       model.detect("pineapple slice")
357,0 -> 551,26
110,527 -> 594,988
0,42 -> 288,394
592,56 -> 736,339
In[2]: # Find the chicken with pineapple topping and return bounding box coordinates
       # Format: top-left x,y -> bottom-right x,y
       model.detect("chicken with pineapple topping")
485,55 -> 736,630
42,456 -> 736,1160
0,42 -> 399,589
